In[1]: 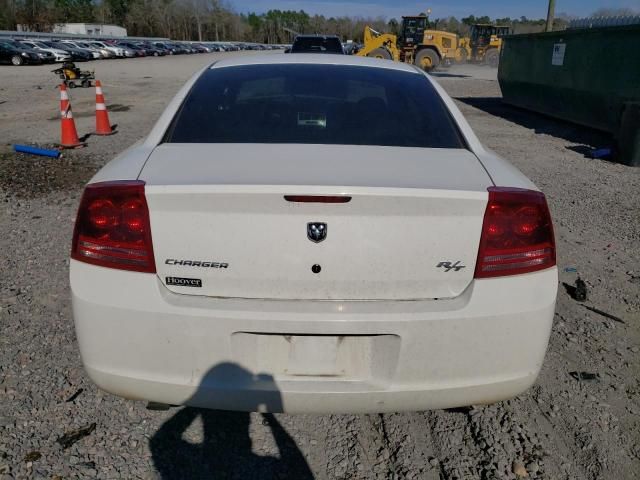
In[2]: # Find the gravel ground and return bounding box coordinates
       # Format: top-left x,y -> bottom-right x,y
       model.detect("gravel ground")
1,56 -> 639,480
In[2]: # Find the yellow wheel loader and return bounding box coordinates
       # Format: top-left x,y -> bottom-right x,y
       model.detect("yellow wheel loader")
357,26 -> 401,61
457,24 -> 511,67
356,15 -> 458,71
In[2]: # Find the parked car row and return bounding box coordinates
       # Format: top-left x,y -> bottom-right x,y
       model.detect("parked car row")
0,40 -> 57,65
0,37 -> 287,65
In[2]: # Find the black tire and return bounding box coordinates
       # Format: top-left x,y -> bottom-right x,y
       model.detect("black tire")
11,55 -> 23,66
81,79 -> 91,88
457,48 -> 468,64
485,49 -> 499,68
415,49 -> 440,71
68,81 -> 76,88
367,48 -> 391,60
618,103 -> 640,167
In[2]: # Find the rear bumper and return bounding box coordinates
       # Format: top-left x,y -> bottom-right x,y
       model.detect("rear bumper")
70,260 -> 557,413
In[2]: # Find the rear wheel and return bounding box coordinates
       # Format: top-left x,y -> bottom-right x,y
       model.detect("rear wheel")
618,103 -> 640,167
367,48 -> 391,60
485,49 -> 499,68
11,55 -> 23,66
415,49 -> 439,71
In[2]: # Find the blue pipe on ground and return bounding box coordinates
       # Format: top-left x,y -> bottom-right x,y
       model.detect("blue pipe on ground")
13,144 -> 61,158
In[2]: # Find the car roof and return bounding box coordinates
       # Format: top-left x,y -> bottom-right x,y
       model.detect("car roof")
210,53 -> 421,74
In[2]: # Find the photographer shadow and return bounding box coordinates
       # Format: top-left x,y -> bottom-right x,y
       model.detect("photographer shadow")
150,363 -> 313,479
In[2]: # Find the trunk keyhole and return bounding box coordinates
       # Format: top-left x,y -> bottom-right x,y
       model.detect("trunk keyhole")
311,264 -> 321,274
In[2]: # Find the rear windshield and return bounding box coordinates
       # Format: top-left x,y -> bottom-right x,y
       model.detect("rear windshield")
291,37 -> 344,53
165,64 -> 465,149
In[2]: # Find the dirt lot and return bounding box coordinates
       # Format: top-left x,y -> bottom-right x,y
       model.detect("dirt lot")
1,54 -> 639,480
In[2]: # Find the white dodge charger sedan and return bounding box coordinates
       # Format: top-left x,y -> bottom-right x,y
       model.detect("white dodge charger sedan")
70,54 -> 557,413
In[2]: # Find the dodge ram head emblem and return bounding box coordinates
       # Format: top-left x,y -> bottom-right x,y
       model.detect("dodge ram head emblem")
307,222 -> 327,243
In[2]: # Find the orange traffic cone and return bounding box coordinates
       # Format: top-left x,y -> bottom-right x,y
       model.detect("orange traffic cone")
94,80 -> 114,135
59,84 -> 83,149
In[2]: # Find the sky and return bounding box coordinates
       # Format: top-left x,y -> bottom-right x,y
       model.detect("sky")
228,0 -> 640,19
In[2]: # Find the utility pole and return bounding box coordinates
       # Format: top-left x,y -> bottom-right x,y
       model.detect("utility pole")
546,0 -> 556,32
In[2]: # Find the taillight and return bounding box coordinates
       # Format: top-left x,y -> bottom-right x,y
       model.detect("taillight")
71,180 -> 156,273
475,187 -> 555,278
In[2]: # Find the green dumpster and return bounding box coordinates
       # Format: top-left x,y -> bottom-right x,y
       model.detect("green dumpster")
498,25 -> 640,166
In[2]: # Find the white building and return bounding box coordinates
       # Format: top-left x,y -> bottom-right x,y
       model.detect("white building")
52,23 -> 127,37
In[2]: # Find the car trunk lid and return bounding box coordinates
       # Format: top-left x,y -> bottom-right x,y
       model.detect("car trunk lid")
140,143 -> 491,300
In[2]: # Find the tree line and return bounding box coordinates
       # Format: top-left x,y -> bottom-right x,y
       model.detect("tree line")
0,1 -> 636,42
